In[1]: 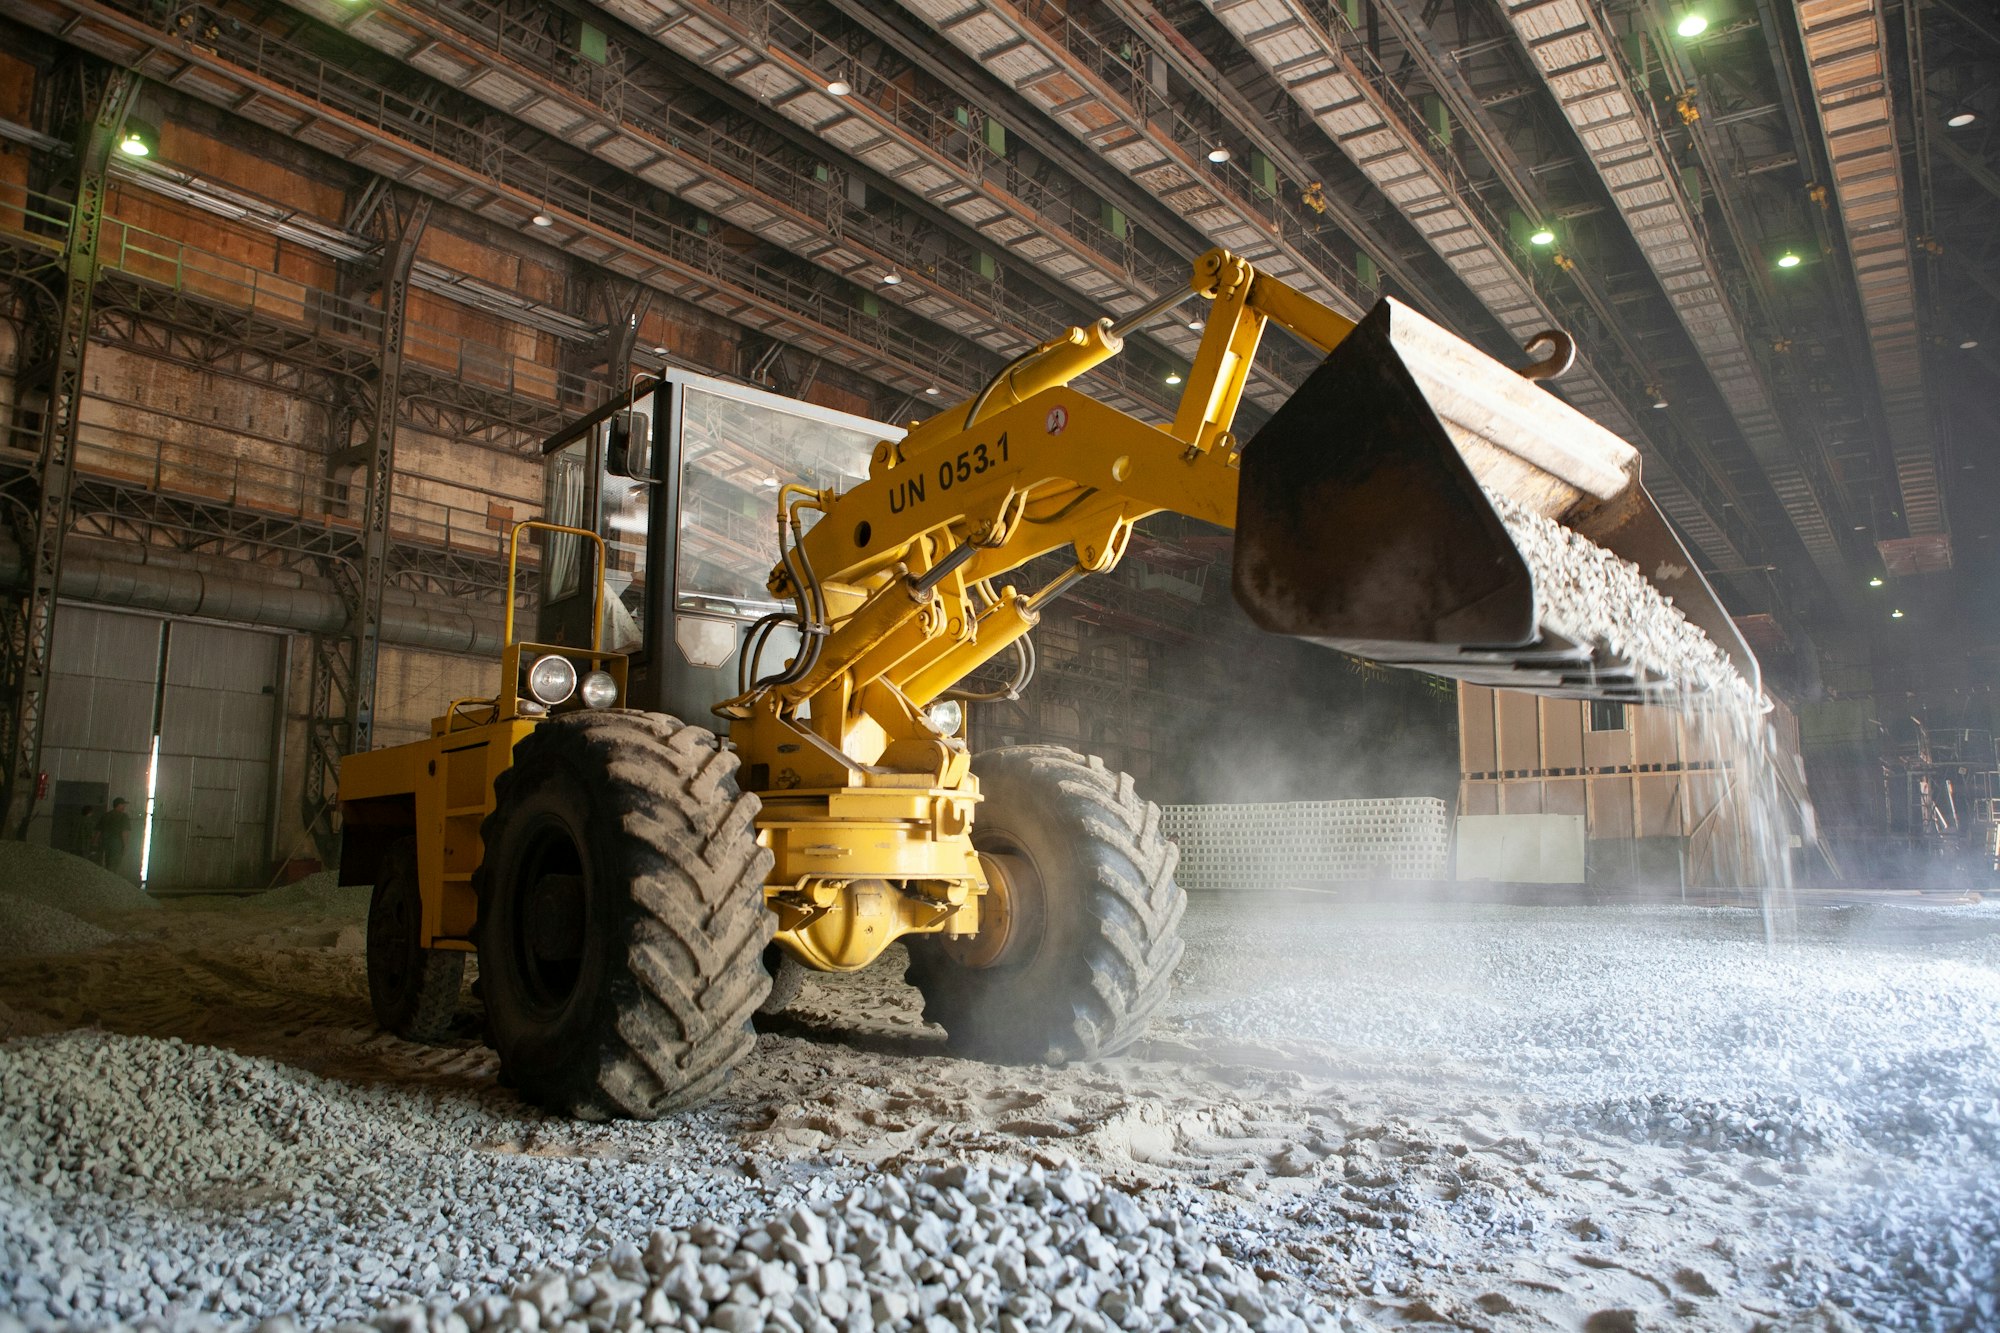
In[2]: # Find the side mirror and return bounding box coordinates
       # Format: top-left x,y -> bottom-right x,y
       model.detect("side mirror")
605,410 -> 654,480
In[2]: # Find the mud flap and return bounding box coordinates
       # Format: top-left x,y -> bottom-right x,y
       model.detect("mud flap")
1231,299 -> 1758,701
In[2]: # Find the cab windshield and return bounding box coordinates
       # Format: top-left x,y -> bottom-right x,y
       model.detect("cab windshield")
539,376 -> 894,658
674,380 -> 883,620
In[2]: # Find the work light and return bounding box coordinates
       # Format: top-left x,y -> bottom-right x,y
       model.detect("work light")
579,670 -> 618,710
525,654 -> 578,706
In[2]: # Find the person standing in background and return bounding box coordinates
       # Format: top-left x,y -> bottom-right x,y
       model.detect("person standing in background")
77,804 -> 101,865
100,797 -> 133,880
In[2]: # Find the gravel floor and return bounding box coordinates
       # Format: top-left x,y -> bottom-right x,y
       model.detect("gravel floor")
1,856 -> 1995,1332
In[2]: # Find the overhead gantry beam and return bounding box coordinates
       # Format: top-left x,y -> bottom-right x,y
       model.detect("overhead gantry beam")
275,0 -> 1180,419
578,0 -> 1297,411
1795,0 -> 1949,555
895,0 -> 1374,323
1496,0 -> 1855,599
0,0 -> 1009,405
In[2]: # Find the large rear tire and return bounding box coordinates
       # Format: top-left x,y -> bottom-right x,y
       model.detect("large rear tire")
474,711 -> 774,1119
367,837 -> 465,1042
905,745 -> 1185,1064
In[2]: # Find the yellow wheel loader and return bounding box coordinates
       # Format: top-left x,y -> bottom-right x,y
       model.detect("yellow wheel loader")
339,248 -> 1757,1118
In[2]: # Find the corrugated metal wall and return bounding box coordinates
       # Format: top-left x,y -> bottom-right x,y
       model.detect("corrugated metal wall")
1457,685 -> 1742,887
41,607 -> 163,860
40,606 -> 283,891
154,621 -> 283,890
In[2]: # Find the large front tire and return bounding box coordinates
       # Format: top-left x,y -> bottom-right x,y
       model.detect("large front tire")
475,711 -> 774,1119
905,746 -> 1186,1064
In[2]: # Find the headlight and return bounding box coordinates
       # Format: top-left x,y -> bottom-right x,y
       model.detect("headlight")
924,699 -> 964,736
525,653 -> 577,705
579,669 -> 618,710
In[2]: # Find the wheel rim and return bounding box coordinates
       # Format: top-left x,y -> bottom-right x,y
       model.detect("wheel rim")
513,815 -> 590,1017
946,837 -> 1048,970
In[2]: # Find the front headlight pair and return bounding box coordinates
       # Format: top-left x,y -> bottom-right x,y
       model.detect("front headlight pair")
525,654 -> 617,710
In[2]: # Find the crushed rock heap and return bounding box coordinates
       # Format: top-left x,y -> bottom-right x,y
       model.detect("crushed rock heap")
3,1158 -> 1370,1333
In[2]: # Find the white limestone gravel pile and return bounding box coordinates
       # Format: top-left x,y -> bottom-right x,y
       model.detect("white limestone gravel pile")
7,890 -> 1997,1331
420,1161 -> 1357,1333
1776,1166 -> 2000,1330
0,1025 -> 1361,1333
1565,1089 -> 1856,1158
0,843 -> 155,919
1489,494 -> 1751,705
1163,900 -> 2000,1326
0,1031 -> 760,1327
246,872 -> 367,917
0,898 -> 115,957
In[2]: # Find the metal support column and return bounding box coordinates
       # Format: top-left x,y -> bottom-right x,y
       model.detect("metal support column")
300,191 -> 429,862
0,70 -> 135,837
598,282 -> 647,394
351,194 -> 431,753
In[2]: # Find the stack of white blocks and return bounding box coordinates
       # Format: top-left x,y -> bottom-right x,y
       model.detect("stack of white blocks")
1160,798 -> 1451,890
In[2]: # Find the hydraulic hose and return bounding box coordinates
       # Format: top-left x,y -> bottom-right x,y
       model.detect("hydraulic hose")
753,492 -> 826,691
945,634 -> 1037,704
963,346 -> 1042,432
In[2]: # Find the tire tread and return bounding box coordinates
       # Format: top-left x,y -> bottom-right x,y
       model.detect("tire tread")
907,744 -> 1184,1063
476,710 -> 773,1119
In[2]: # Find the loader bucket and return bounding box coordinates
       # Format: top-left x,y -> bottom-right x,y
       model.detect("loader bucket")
1231,298 -> 1759,702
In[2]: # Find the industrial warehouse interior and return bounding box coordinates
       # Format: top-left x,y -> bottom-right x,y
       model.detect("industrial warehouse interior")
0,0 -> 1997,1327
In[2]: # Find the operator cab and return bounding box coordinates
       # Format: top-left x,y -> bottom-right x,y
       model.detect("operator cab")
538,370 -> 899,724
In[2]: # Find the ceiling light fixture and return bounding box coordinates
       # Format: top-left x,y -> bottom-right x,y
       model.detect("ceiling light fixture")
1868,576 -> 1884,587
531,211 -> 554,227
1676,12 -> 1708,37
1947,110 -> 1977,128
1776,251 -> 1802,269
651,344 -> 669,355
880,272 -> 902,285
826,79 -> 852,96
1529,227 -> 1557,246
1206,147 -> 1231,164
1961,338 -> 1980,350
1187,318 -> 1204,331
1647,386 -> 1669,409
925,386 -> 941,395
1891,609 -> 1905,619
117,118 -> 157,158
1165,372 -> 1183,385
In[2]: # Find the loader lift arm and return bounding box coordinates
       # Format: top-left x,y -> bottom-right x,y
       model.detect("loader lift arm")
720,251 -> 1316,782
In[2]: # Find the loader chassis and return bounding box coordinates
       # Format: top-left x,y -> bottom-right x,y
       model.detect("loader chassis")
339,247 -> 1756,1118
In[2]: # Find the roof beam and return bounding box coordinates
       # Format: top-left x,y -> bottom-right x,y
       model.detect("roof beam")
0,0 -> 996,403
1496,0 -> 1855,596
1796,0 -> 1948,551
898,0 -> 1375,323
582,0 -> 1290,408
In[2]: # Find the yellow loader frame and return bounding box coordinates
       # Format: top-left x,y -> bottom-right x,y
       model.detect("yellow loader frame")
340,248 -> 1752,1113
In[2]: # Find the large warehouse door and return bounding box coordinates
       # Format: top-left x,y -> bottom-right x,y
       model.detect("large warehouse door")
40,607 -> 282,892
153,621 -> 283,890
41,607 -> 163,864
